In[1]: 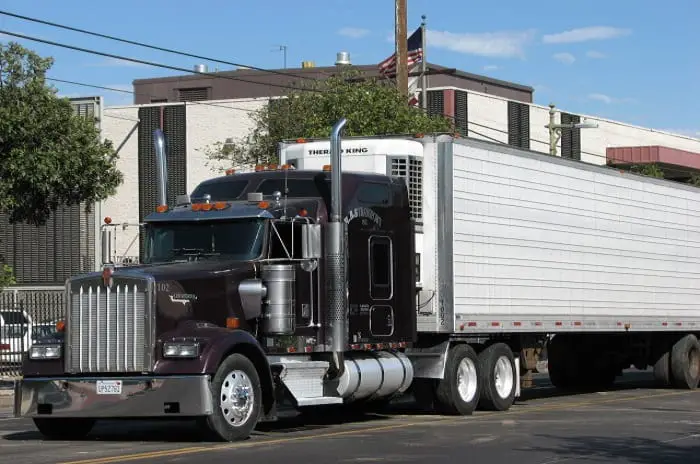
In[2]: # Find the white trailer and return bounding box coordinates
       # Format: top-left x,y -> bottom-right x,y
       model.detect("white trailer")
280,133 -> 700,400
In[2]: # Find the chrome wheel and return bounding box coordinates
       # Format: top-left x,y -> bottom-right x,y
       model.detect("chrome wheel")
220,369 -> 255,427
494,355 -> 514,399
457,357 -> 478,403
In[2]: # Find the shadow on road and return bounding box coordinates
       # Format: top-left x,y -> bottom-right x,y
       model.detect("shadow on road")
521,433 -> 700,464
1,372 -> 665,443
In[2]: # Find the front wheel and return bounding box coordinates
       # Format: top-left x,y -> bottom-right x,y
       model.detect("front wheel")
201,353 -> 262,442
33,418 -> 95,440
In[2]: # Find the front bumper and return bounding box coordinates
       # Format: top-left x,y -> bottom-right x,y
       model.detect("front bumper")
14,375 -> 214,418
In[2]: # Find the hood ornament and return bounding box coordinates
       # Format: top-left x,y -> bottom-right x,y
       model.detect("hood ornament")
102,266 -> 114,288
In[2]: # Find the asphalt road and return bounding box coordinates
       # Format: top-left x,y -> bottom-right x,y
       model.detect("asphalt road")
1,372 -> 699,464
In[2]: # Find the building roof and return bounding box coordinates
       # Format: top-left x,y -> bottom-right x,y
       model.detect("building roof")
133,62 -> 534,93
606,145 -> 700,180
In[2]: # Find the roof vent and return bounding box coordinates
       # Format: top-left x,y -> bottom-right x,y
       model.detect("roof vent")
301,61 -> 316,68
335,51 -> 351,66
194,64 -> 207,73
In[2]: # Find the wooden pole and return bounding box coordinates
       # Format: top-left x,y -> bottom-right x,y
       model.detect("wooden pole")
395,0 -> 408,96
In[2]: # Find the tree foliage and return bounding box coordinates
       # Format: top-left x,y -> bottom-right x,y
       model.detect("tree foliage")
0,42 -> 123,226
203,68 -> 453,169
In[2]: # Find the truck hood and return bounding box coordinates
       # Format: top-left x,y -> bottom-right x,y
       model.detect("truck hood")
111,259 -> 259,335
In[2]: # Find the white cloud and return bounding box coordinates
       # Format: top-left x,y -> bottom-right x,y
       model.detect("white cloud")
483,64 -> 500,71
427,29 -> 536,59
543,26 -> 631,44
337,27 -> 370,39
588,93 -> 613,104
587,93 -> 636,105
586,50 -> 607,59
553,52 -> 576,64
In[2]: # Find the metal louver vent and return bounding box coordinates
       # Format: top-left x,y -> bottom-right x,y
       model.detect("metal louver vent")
426,90 -> 444,117
178,87 -> 210,102
561,112 -> 582,160
508,101 -> 530,150
454,90 -> 468,136
389,156 -> 423,226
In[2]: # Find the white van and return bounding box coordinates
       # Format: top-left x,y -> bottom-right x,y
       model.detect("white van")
0,309 -> 33,366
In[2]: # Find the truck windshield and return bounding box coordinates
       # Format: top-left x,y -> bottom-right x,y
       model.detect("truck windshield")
143,218 -> 266,263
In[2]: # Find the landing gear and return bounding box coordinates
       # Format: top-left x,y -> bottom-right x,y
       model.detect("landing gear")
200,353 -> 262,442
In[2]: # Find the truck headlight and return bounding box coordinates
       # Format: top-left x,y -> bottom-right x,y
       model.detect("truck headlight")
163,341 -> 200,358
29,344 -> 62,360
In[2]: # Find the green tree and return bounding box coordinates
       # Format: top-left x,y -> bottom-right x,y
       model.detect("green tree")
203,68 -> 453,169
0,41 -> 123,225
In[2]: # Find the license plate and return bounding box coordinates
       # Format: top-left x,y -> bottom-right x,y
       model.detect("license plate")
96,380 -> 123,395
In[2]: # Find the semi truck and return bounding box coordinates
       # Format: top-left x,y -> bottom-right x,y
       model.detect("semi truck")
15,118 -> 700,441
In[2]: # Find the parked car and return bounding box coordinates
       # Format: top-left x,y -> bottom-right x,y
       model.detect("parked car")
0,309 -> 33,365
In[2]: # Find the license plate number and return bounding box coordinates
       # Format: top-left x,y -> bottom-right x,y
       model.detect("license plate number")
96,380 -> 122,395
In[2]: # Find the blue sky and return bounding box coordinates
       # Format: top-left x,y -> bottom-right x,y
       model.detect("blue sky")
0,0 -> 697,137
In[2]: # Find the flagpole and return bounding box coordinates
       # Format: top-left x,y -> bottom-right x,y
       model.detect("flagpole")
420,14 -> 428,110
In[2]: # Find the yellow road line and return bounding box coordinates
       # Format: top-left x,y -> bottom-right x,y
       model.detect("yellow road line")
58,389 -> 698,464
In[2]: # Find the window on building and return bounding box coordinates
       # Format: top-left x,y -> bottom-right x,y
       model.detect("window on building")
561,113 -> 582,160
508,101 -> 530,149
369,236 -> 393,300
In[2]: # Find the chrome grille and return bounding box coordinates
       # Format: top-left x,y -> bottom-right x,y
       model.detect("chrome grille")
65,277 -> 151,373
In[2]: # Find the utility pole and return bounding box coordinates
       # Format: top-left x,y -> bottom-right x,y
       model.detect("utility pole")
395,0 -> 408,96
545,103 -> 599,156
420,14 -> 427,109
278,45 -> 288,69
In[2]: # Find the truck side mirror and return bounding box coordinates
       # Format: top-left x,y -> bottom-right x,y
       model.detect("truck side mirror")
301,223 -> 322,259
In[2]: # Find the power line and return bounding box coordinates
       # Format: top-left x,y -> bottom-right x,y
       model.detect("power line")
0,29 -> 326,94
0,9 -> 317,82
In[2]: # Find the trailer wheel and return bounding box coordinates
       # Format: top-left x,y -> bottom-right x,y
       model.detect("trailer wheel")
33,418 -> 95,440
203,353 -> 262,441
547,335 -> 576,390
477,343 -> 516,411
670,334 -> 700,390
434,344 -> 481,415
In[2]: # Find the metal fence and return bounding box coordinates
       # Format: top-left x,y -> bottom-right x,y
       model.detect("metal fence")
0,287 -> 64,379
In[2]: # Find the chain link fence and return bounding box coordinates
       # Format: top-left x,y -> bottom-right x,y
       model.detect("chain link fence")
0,287 -> 64,379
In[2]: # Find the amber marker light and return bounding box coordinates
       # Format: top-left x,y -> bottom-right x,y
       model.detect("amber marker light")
201,203 -> 213,211
322,164 -> 332,171
226,317 -> 241,329
298,208 -> 308,217
191,203 -> 203,211
213,201 -> 228,210
56,320 -> 66,332
258,201 -> 270,209
225,168 -> 236,175
156,204 -> 168,213
103,216 -> 112,224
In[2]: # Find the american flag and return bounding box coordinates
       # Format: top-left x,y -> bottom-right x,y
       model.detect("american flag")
378,26 -> 423,78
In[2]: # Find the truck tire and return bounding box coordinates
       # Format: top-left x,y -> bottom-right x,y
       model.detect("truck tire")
670,334 -> 700,390
433,344 -> 481,415
477,343 -> 516,411
33,418 -> 95,440
203,353 -> 262,441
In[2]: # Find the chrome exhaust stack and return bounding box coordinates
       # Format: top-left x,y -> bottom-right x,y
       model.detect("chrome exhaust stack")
326,117 -> 348,378
153,129 -> 168,206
